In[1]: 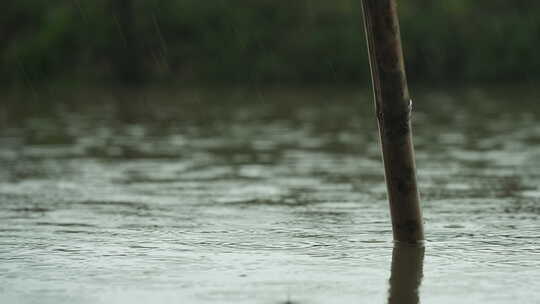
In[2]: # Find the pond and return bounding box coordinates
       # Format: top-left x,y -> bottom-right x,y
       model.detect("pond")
1,86 -> 539,303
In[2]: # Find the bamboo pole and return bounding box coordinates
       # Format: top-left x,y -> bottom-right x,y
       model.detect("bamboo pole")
361,0 -> 424,243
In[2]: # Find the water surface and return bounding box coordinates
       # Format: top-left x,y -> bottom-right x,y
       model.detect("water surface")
1,87 -> 539,303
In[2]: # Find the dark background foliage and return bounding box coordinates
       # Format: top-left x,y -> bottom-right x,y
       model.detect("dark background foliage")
2,0 -> 539,86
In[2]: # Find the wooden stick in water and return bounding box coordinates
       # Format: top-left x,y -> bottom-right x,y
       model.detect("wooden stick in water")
361,0 -> 424,243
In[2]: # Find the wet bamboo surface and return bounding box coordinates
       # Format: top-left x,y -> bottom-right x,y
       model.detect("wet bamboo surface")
361,0 -> 424,243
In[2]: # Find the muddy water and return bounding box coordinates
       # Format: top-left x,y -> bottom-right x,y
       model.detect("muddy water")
0,87 -> 539,303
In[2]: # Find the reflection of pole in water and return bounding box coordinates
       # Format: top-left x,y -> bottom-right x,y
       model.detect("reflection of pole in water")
388,244 -> 425,304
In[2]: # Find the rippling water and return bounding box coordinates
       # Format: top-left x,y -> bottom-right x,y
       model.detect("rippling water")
1,87 -> 539,303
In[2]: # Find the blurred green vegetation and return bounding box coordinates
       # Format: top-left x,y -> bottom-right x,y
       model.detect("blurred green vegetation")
1,0 -> 540,86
